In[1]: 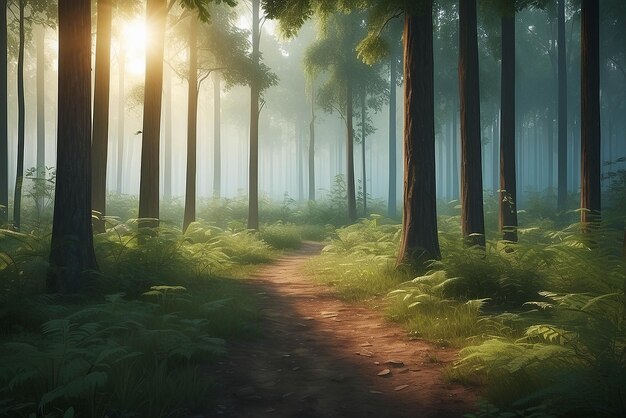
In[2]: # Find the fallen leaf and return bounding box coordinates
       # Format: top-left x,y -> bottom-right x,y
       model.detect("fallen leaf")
394,385 -> 409,391
355,351 -> 373,357
377,369 -> 391,377
360,342 -> 373,347
369,390 -> 383,394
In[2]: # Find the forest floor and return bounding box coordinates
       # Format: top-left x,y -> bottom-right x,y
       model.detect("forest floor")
199,242 -> 478,418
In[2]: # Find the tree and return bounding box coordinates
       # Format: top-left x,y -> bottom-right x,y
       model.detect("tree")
557,0 -> 567,211
0,0 -> 7,226
304,11 -> 371,224
138,0 -> 167,229
48,0 -> 98,293
580,0 -> 601,225
13,0 -> 25,230
308,78 -> 315,201
248,0 -> 261,229
396,1 -> 441,263
265,0 -> 442,262
92,0 -> 113,233
183,15 -> 199,232
213,72 -> 221,198
459,0 -> 485,247
499,0 -> 518,242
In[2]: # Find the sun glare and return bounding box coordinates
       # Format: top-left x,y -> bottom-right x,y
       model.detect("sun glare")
122,17 -> 147,76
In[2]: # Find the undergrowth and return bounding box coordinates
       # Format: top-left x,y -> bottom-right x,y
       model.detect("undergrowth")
309,214 -> 625,416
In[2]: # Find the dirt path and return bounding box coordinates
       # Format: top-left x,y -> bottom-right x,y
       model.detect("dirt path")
203,242 -> 477,417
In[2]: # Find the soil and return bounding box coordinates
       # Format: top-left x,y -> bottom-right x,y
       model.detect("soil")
200,242 -> 478,418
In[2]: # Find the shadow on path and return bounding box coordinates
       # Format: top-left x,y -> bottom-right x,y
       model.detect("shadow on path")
202,242 -> 477,418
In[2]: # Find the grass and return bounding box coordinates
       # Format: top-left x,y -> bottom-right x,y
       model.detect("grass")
306,208 -> 625,417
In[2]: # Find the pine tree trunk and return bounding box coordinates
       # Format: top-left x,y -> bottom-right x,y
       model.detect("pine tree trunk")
458,0 -> 485,247
116,50 -> 125,195
361,86 -> 367,216
163,67 -> 172,201
580,0 -> 601,225
13,0 -> 25,230
346,78 -> 357,224
297,119 -> 304,201
388,54 -> 397,217
308,80 -> 315,201
213,72 -> 221,198
557,0 -> 568,211
36,27 -> 45,175
248,0 -> 260,230
91,0 -> 112,233
451,95 -> 459,200
48,0 -> 98,294
499,13 -> 518,242
396,3 -> 441,265
183,17 -> 198,233
0,0 -> 7,226
139,0 -> 166,228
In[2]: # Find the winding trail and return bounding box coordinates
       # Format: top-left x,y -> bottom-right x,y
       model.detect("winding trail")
204,242 -> 477,417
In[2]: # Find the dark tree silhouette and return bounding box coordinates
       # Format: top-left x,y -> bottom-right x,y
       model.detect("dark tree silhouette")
499,2 -> 518,242
458,0 -> 485,247
580,0 -> 601,225
92,0 -> 113,233
557,0 -> 568,211
0,0 -> 7,226
48,0 -> 98,293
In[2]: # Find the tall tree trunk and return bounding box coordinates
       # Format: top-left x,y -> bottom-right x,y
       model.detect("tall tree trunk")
547,106 -> 554,189
458,0 -> 485,247
36,27 -> 45,175
308,80 -> 315,201
13,0 -> 25,230
499,12 -> 518,242
580,0 -> 601,225
297,120 -> 304,200
91,0 -> 112,233
346,78 -> 357,223
139,0 -> 166,228
361,86 -> 367,215
116,49 -> 125,195
183,17 -> 198,233
248,0 -> 260,230
0,0 -> 7,226
492,116 -> 499,195
557,0 -> 568,211
451,94 -> 459,200
388,54 -> 397,217
163,66 -> 172,201
48,0 -> 98,293
213,72 -> 221,198
396,3 -> 441,265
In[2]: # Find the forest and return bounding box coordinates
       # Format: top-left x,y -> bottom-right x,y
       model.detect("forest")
0,0 -> 624,417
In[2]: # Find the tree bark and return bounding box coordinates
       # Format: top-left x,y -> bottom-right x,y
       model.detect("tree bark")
13,0 -> 25,230
36,27 -> 45,174
308,80 -> 315,201
48,0 -> 98,294
248,0 -> 260,230
396,3 -> 441,265
451,94 -> 459,200
116,49 -> 125,195
500,12 -> 518,242
213,72 -> 221,198
388,54 -> 397,217
361,86 -> 367,216
163,66 -> 172,201
183,17 -> 199,233
0,0 -> 7,226
580,0 -> 601,225
91,0 -> 113,233
557,0 -> 568,211
346,78 -> 357,224
458,0 -> 485,247
139,0 -> 166,228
